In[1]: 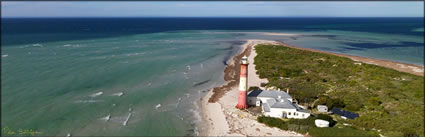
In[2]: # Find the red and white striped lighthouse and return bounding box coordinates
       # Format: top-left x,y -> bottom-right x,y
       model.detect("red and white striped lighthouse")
236,55 -> 249,109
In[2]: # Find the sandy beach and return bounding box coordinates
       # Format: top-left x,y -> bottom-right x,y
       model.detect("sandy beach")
200,39 -> 424,136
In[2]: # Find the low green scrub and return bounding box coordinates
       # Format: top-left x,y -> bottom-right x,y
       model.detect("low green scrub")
257,116 -> 288,130
255,45 -> 424,136
309,127 -> 379,137
314,95 -> 345,109
248,86 -> 260,91
257,116 -> 374,136
286,117 -> 316,133
288,117 -> 316,126
287,124 -> 310,134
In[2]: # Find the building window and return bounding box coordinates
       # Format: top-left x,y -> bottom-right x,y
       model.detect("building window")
302,114 -> 304,117
288,112 -> 291,115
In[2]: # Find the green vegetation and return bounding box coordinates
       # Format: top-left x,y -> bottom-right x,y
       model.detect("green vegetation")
248,86 -> 260,91
309,127 -> 378,137
257,115 -> 377,136
286,117 -> 316,134
254,45 -> 424,136
257,116 -> 288,130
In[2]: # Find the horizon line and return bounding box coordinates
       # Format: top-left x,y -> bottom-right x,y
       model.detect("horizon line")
2,16 -> 424,18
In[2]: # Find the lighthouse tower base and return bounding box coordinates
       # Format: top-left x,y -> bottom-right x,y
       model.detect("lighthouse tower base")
236,104 -> 248,109
235,90 -> 248,109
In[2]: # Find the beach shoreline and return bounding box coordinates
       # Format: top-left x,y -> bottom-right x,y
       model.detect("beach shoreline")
199,39 -> 424,136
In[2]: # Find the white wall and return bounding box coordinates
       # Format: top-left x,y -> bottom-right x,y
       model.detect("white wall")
268,108 -> 294,118
251,96 -> 310,119
267,108 -> 310,119
290,112 -> 310,119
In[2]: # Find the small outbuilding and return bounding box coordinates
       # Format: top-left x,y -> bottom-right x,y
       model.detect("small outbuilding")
315,119 -> 330,127
317,105 -> 328,112
331,107 -> 359,119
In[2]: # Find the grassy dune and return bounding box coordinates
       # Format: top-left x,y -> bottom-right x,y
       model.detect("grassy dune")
254,44 -> 424,137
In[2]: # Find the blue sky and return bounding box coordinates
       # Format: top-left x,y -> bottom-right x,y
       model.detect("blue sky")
1,1 -> 424,17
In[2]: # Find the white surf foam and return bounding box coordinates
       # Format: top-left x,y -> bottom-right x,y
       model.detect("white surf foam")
189,101 -> 202,136
126,52 -> 145,57
73,100 -> 103,103
32,44 -> 43,47
111,92 -> 123,97
123,113 -> 132,126
99,114 -> 111,122
19,45 -> 31,48
193,126 -> 200,136
168,98 -> 182,108
155,104 -> 161,109
183,72 -> 189,79
89,92 -> 103,97
2,54 -> 8,58
63,44 -> 82,48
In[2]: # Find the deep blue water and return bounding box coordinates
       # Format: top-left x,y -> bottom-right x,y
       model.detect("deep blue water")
2,17 -> 424,46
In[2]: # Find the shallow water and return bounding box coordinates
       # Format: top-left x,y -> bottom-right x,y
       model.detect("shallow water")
1,31 -> 243,136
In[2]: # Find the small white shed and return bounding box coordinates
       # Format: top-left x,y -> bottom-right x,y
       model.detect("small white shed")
315,119 -> 330,127
317,105 -> 328,112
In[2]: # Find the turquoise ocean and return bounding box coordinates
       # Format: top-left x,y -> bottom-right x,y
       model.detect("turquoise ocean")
1,18 -> 423,136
